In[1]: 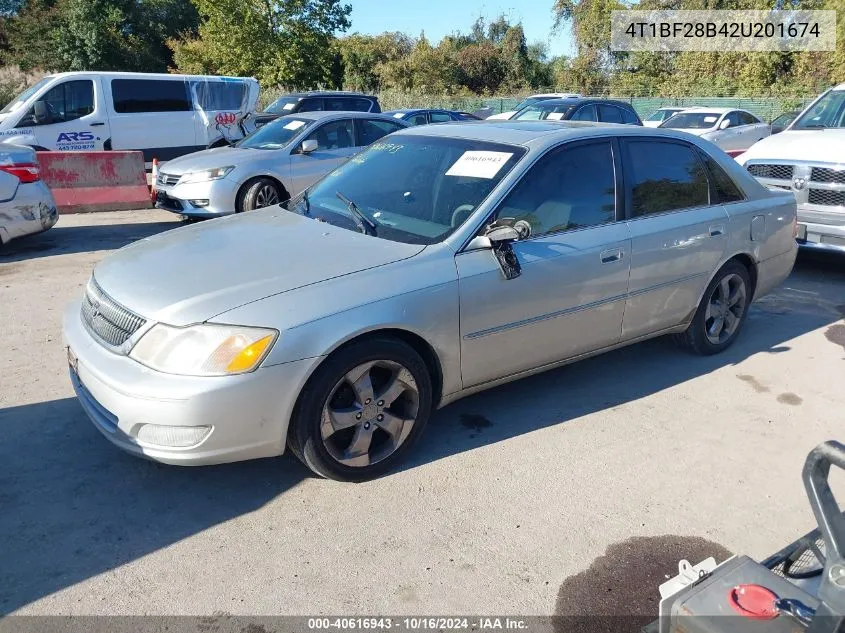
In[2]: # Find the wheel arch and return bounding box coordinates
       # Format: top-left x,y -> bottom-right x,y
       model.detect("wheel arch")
235,175 -> 290,212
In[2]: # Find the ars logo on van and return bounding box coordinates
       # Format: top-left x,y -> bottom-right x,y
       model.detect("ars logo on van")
57,132 -> 95,143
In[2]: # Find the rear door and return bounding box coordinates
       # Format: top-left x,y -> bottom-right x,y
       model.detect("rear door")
620,138 -> 728,339
106,78 -> 199,160
738,110 -> 769,147
597,104 -> 624,124
569,105 -> 597,122
190,79 -> 248,145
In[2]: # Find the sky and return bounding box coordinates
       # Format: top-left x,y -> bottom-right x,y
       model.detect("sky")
346,0 -> 575,57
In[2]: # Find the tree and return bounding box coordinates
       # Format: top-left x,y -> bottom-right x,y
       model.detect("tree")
334,32 -> 413,91
170,0 -> 351,88
455,42 -> 505,93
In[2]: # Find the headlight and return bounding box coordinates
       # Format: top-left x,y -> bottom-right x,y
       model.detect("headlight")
178,166 -> 234,184
129,323 -> 278,376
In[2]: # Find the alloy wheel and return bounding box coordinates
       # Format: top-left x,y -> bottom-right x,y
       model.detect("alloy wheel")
704,273 -> 747,345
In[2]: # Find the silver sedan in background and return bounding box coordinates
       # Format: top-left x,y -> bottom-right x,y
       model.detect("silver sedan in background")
64,122 -> 797,481
153,111 -> 410,217
0,143 -> 58,245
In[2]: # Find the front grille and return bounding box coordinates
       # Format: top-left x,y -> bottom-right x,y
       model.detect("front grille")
811,167 -> 845,184
808,188 -> 845,207
747,163 -> 794,180
157,172 -> 180,186
81,278 -> 146,347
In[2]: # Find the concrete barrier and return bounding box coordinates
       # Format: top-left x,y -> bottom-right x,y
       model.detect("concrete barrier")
37,151 -> 152,214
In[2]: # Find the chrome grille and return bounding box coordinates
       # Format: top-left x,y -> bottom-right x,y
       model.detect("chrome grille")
157,172 -> 180,186
747,163 -> 794,180
81,278 -> 146,347
808,189 -> 845,207
810,167 -> 845,184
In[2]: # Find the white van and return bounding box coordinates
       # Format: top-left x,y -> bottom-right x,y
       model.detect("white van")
0,71 -> 260,162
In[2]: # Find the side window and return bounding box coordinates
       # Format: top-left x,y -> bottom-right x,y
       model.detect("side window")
430,111 -> 452,123
620,107 -> 640,125
496,141 -> 616,237
357,118 -> 404,146
723,111 -> 742,128
324,97 -> 349,111
307,119 -> 354,150
20,80 -> 94,126
570,105 -> 597,122
193,81 -> 246,111
697,151 -> 745,203
598,104 -> 623,124
352,98 -> 374,112
112,79 -> 190,113
626,140 -> 710,217
739,111 -> 759,125
408,113 -> 428,126
298,97 -> 323,112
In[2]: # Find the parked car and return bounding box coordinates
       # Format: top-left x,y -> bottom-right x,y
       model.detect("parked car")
0,143 -> 58,245
249,91 -> 381,131
737,82 -> 845,253
643,106 -> 687,127
0,71 -> 260,161
64,122 -> 797,481
510,97 -> 642,125
154,111 -> 410,217
659,107 -> 770,152
385,109 -> 481,125
486,93 -> 582,120
770,110 -> 799,134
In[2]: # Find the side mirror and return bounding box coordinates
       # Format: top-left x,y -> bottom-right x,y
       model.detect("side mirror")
299,139 -> 318,154
486,225 -> 520,244
719,119 -> 731,130
33,102 -> 51,125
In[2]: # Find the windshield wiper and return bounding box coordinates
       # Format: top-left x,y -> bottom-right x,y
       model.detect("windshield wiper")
336,191 -> 377,236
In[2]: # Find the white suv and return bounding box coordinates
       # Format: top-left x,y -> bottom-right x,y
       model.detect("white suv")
737,83 -> 845,253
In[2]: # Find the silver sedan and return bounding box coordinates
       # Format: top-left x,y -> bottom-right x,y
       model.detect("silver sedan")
64,121 -> 797,481
153,111 -> 410,218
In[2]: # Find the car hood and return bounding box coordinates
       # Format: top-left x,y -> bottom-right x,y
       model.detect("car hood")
738,129 -> 845,164
160,146 -> 276,175
93,209 -> 426,326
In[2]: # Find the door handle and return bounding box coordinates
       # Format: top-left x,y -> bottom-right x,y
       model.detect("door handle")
600,249 -> 623,264
709,224 -> 725,237
89,122 -> 105,127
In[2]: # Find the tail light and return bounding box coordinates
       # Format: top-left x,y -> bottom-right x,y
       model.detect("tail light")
0,162 -> 40,183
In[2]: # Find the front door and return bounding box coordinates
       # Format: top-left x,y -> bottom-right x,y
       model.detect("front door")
620,138 -> 729,339
457,139 -> 632,388
19,78 -> 106,151
288,118 -> 356,196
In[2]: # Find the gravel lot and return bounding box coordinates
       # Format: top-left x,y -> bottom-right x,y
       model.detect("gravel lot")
1,209 -> 844,618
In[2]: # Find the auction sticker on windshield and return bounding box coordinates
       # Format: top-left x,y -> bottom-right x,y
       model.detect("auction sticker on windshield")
446,151 -> 513,179
284,120 -> 306,130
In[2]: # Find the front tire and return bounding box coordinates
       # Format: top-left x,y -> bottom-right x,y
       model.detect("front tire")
288,337 -> 433,482
237,178 -> 286,213
675,261 -> 751,355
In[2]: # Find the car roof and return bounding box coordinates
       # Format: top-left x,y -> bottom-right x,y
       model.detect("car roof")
394,119 -> 700,148
522,97 -> 635,108
679,107 -> 738,114
385,108 -> 452,114
283,91 -> 375,98
281,111 -> 401,122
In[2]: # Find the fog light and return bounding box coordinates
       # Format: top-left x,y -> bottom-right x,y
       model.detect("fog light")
189,199 -> 210,208
136,424 -> 211,447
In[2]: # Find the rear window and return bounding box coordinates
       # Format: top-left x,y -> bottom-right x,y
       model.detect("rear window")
265,97 -> 301,114
660,112 -> 720,129
112,79 -> 191,113
620,107 -> 640,125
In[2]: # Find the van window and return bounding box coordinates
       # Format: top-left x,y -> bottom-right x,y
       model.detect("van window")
193,81 -> 246,111
17,80 -> 94,127
112,79 -> 191,113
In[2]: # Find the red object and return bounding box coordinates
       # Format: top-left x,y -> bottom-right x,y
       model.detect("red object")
728,584 -> 779,619
150,157 -> 159,202
215,112 -> 237,125
726,149 -> 746,158
37,151 -> 151,214
0,162 -> 40,183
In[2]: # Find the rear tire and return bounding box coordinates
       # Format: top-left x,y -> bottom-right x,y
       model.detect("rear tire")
288,336 -> 433,482
237,178 -> 287,213
674,260 -> 751,355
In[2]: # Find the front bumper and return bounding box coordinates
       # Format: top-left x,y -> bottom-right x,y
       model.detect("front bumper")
62,299 -> 321,466
0,180 -> 58,244
795,209 -> 845,253
154,177 -> 240,218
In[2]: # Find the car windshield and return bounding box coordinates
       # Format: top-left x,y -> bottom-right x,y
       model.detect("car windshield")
264,96 -> 301,114
772,113 -> 795,126
237,117 -> 312,150
513,97 -> 546,111
513,104 -> 573,121
0,76 -> 53,115
660,112 -> 720,129
792,90 -> 845,129
287,135 -> 526,245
